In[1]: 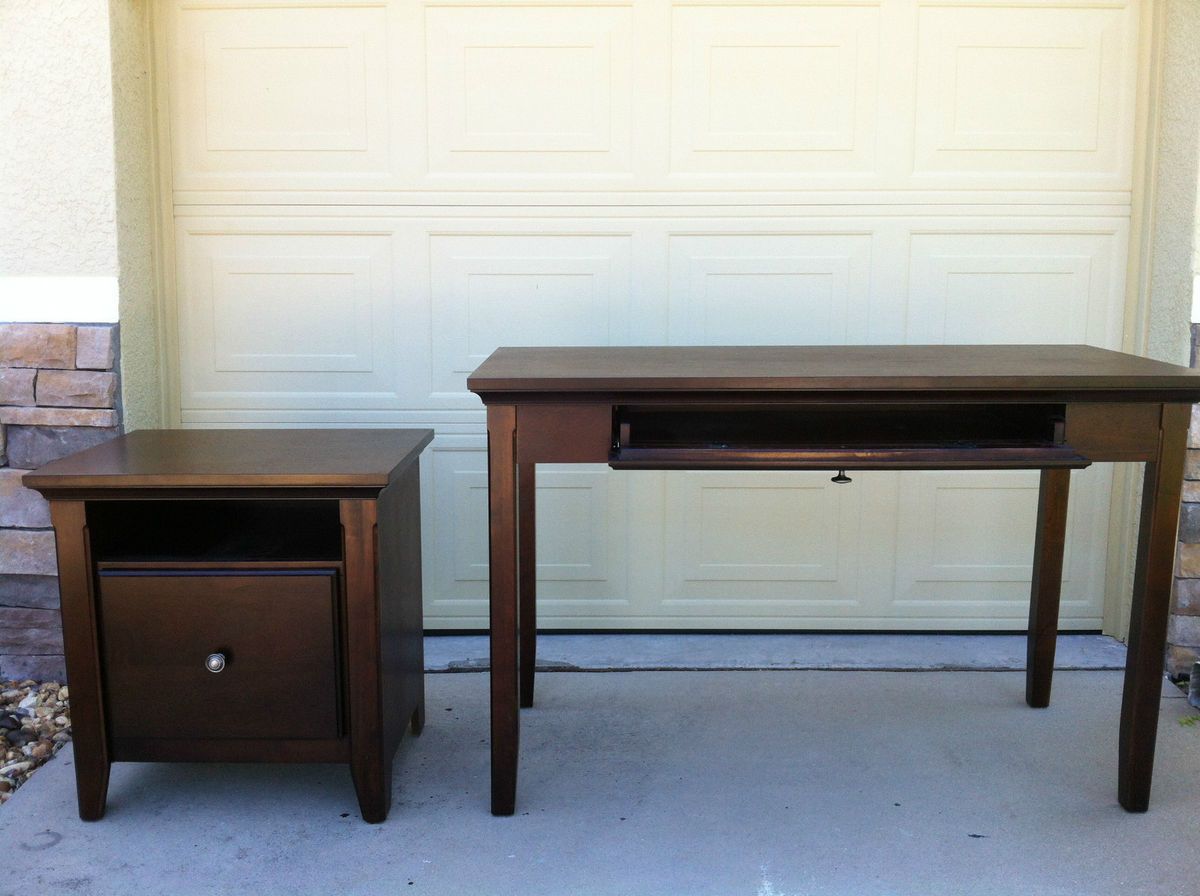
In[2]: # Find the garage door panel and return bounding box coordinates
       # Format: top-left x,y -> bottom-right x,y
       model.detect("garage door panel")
425,436 -> 632,623
657,471 -> 894,616
176,227 -> 406,410
669,3 -> 880,178
428,234 -> 633,400
905,230 -> 1125,347
424,4 -> 634,176
913,3 -> 1136,186
667,234 -> 873,345
891,466 -> 1110,624
167,3 -> 391,187
165,0 -> 1138,194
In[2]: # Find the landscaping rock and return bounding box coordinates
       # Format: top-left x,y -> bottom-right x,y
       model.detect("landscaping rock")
0,678 -> 71,805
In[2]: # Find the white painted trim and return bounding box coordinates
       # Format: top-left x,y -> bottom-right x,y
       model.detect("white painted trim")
0,276 -> 119,323
1192,273 -> 1200,323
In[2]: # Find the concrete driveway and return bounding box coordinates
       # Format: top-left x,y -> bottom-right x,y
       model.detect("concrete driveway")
3,637 -> 1198,896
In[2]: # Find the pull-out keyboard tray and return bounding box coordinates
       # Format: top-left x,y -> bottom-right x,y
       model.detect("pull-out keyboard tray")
609,403 -> 1091,471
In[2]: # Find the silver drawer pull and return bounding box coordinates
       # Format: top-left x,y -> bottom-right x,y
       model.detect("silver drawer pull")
205,653 -> 227,674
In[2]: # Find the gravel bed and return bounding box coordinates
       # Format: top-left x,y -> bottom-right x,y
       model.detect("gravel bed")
0,680 -> 71,806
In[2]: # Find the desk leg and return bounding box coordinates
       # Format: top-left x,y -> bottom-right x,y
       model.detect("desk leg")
49,500 -> 110,821
1026,468 -> 1071,708
519,463 -> 537,708
1119,402 -> 1189,812
488,405 -> 520,815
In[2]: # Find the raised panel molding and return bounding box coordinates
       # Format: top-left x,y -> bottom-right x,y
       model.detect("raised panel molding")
670,4 -> 880,177
905,230 -> 1124,347
424,4 -> 633,175
668,234 -> 873,345
175,227 -> 401,410
448,468 -> 615,584
426,437 -> 630,622
660,471 -> 874,613
891,466 -> 1109,624
898,472 -> 1043,587
168,4 -> 390,185
162,0 -> 1139,195
913,4 -> 1135,185
201,35 -> 369,153
428,234 -> 633,399
210,256 -> 374,373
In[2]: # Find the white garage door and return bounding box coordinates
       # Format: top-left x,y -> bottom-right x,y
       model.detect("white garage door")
159,0 -> 1141,630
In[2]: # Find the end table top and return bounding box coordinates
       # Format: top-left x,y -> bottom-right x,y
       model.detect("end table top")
23,428 -> 433,495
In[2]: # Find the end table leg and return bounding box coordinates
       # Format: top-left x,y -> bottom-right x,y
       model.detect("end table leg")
48,500 -> 111,821
1026,468 -> 1071,708
519,463 -> 537,709
341,499 -> 390,824
489,405 -> 520,815
349,761 -> 390,824
1118,403 -> 1188,812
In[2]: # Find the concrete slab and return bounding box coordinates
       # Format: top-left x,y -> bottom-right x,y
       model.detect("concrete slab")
425,632 -> 1129,672
4,669 -> 1199,896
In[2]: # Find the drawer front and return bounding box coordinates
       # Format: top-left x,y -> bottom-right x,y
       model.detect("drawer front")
98,570 -> 341,741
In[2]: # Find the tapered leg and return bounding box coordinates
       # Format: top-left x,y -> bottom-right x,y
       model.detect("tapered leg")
1026,468 -> 1071,707
341,499 -> 389,824
1118,403 -> 1189,812
488,405 -> 520,815
49,500 -> 111,821
519,463 -> 537,708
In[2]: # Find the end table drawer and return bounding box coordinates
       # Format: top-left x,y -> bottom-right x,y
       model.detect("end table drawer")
98,569 -> 342,741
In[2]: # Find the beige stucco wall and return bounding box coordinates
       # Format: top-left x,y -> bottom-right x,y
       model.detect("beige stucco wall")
0,1 -> 118,279
1145,0 -> 1200,356
108,0 -> 161,430
0,0 -> 161,428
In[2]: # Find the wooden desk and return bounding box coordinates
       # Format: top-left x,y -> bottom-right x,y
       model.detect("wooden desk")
24,429 -> 432,823
467,345 -> 1200,816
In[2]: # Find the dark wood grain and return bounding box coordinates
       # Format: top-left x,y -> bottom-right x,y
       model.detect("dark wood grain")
609,445 -> 1089,470
469,345 -> 1200,398
488,405 -> 520,816
377,463 -> 427,743
47,500 -> 110,821
469,345 -> 1200,817
1026,469 -> 1071,708
27,429 -> 432,825
519,463 -> 537,709
1119,403 -> 1190,811
1065,403 -> 1162,461
23,428 -> 432,493
111,737 -> 349,764
342,498 -> 388,824
99,569 -> 342,740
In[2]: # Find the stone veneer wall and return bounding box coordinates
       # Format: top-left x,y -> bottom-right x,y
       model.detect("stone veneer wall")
1170,324 -> 1200,677
0,323 -> 121,681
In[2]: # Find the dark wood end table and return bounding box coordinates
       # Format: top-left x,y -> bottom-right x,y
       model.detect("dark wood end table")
24,428 -> 433,824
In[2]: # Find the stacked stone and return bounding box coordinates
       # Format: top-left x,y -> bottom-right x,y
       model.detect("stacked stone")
1171,328 -> 1200,678
0,323 -> 120,681
1172,412 -> 1200,676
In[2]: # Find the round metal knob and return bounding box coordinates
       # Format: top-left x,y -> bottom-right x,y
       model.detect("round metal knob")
205,653 -> 227,674
831,469 -> 852,484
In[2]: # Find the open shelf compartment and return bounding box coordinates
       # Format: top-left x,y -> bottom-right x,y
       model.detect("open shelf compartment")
87,499 -> 344,563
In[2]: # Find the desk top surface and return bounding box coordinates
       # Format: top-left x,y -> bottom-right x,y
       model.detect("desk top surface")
468,344 -> 1200,399
23,428 -> 434,493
